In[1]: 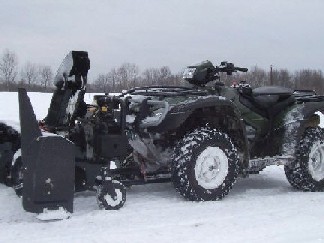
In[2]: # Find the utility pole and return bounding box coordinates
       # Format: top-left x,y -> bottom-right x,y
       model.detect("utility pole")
270,65 -> 273,85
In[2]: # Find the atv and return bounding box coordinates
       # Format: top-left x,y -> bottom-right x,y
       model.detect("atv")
1,51 -> 324,216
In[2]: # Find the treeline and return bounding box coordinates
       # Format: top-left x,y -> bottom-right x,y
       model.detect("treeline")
1,48 -> 324,94
0,49 -> 54,92
91,65 -> 324,94
220,67 -> 324,94
91,63 -> 184,93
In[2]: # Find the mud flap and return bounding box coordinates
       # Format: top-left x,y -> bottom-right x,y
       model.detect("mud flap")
18,88 -> 75,214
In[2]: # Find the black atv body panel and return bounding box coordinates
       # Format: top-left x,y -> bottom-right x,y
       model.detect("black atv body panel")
94,134 -> 129,158
147,96 -> 238,133
238,86 -> 296,119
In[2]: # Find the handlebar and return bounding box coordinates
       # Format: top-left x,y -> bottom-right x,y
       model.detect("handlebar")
217,62 -> 248,75
235,67 -> 248,72
182,60 -> 248,86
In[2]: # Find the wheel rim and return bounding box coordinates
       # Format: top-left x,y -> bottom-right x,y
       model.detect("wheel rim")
103,188 -> 123,207
194,146 -> 229,189
308,141 -> 324,181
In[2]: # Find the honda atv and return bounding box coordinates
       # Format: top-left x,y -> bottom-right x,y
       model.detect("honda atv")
1,52 -> 324,217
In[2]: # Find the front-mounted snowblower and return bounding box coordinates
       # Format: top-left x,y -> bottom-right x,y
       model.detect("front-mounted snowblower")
15,50 -> 92,216
18,88 -> 75,215
15,51 -> 129,217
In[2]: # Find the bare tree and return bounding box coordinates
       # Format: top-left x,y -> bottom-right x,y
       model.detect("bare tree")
142,68 -> 161,85
293,69 -> 324,94
160,66 -> 171,78
159,66 -> 173,85
94,74 -> 110,92
271,69 -> 291,87
39,65 -> 53,88
239,66 -> 269,87
0,49 -> 18,90
117,63 -> 139,89
141,66 -> 173,86
94,68 -> 123,92
21,62 -> 38,85
107,68 -> 120,91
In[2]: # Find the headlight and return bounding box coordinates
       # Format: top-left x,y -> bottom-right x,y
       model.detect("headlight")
182,67 -> 196,79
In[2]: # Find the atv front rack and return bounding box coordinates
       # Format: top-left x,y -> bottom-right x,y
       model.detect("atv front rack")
126,85 -> 209,97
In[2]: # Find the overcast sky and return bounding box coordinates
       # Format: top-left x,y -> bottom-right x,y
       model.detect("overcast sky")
1,0 -> 323,80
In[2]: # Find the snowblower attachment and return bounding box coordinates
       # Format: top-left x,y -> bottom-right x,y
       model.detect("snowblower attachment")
18,88 -> 75,214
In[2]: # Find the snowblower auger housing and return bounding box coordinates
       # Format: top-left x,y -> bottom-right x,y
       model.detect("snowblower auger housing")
14,51 -> 131,214
18,88 -> 75,214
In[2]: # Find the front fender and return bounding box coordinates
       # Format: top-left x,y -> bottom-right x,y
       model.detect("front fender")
147,96 -> 250,169
147,96 -> 235,132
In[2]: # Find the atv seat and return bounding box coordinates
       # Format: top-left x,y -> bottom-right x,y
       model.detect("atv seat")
252,86 -> 293,108
239,86 -> 295,118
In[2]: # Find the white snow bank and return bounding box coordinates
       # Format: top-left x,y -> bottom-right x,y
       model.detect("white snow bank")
1,92 -> 324,242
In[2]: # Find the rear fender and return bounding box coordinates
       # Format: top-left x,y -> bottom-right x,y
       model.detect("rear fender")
281,101 -> 324,162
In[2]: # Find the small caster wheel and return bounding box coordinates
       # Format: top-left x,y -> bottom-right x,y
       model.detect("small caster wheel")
96,180 -> 126,210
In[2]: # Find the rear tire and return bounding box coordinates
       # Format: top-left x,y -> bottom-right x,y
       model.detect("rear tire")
284,127 -> 324,191
171,127 -> 239,201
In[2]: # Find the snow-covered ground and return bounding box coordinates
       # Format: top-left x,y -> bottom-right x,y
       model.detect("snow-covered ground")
1,92 -> 324,243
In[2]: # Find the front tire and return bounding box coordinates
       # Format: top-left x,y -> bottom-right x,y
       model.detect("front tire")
171,127 -> 239,201
285,127 -> 324,191
0,122 -> 20,185
11,154 -> 23,197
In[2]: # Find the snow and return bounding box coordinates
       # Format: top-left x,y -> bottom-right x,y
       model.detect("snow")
36,207 -> 71,221
1,91 -> 324,242
65,90 -> 81,122
281,105 -> 304,156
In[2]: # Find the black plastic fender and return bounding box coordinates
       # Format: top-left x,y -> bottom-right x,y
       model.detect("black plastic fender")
302,101 -> 324,121
148,96 -> 250,169
281,101 -> 324,164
